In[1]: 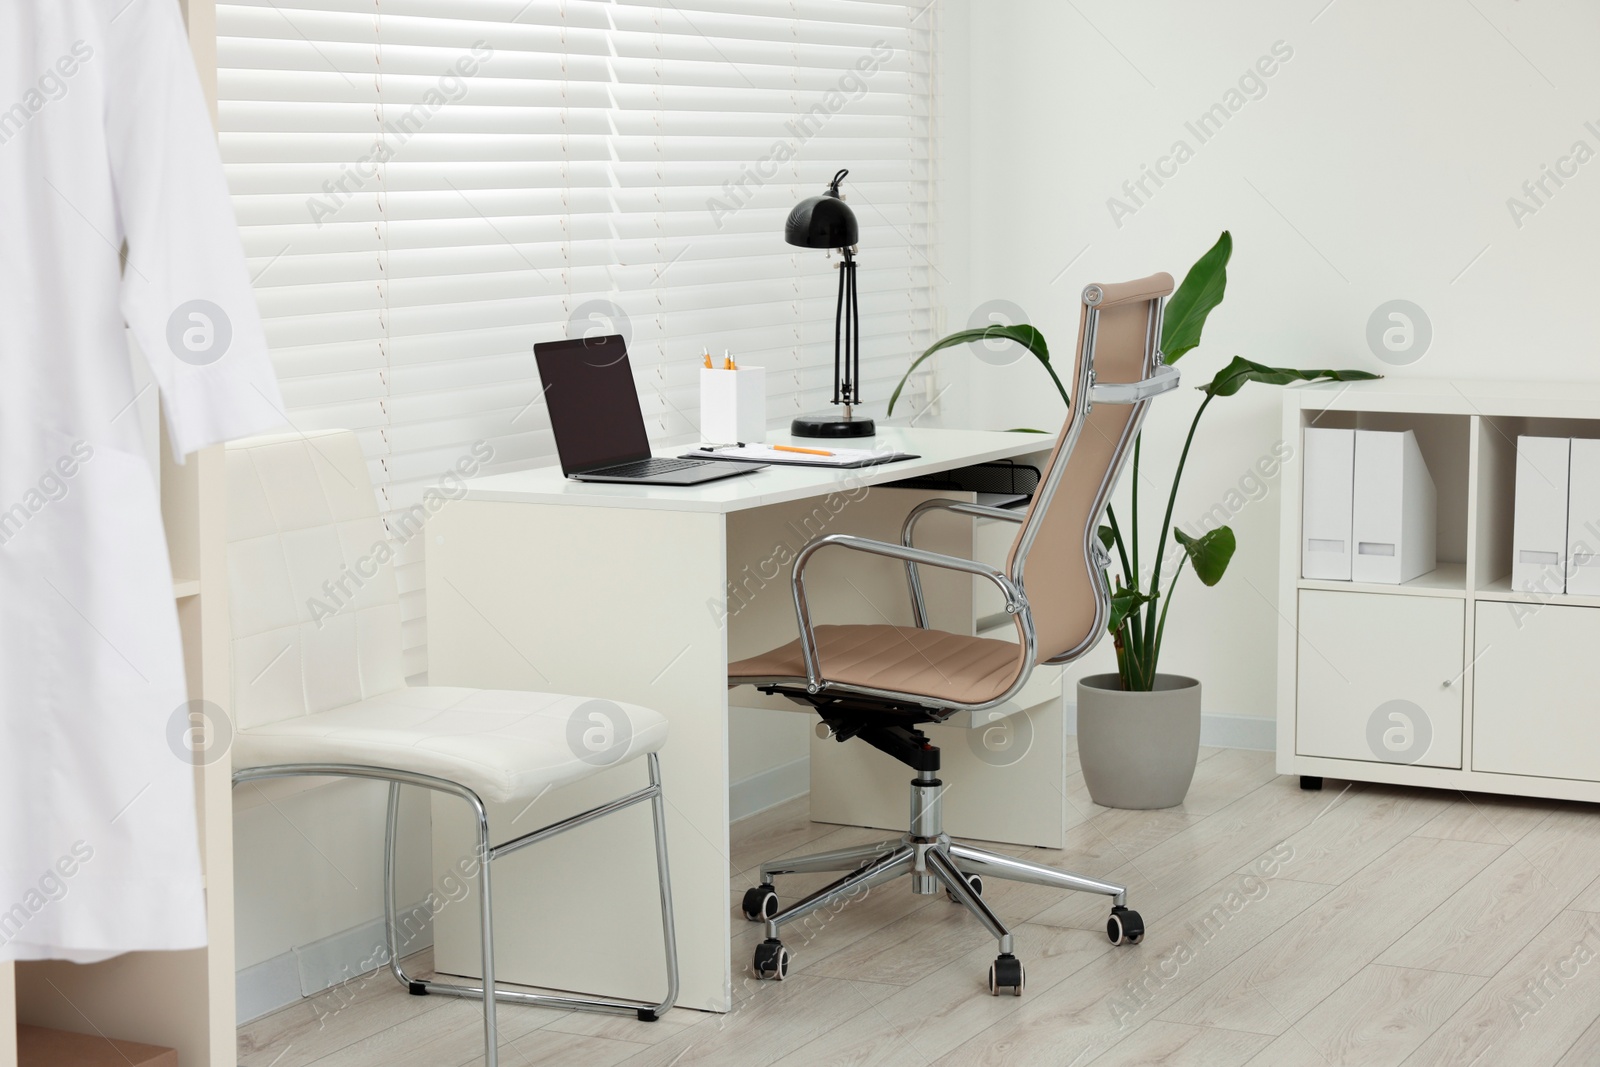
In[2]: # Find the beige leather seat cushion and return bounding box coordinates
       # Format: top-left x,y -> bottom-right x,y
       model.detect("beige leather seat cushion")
729,624 -> 1026,705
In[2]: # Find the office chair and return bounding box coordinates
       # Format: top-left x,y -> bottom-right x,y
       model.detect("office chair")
729,274 -> 1179,995
224,430 -> 677,1067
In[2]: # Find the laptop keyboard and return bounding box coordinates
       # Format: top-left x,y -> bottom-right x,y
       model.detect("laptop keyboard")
587,456 -> 706,479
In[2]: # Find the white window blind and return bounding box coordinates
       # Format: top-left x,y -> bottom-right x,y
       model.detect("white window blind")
214,0 -> 937,677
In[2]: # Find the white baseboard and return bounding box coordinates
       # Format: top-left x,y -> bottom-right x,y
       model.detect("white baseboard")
729,756 -> 810,821
235,952 -> 302,1024
1064,703 -> 1276,752
1195,712 -> 1277,752
236,902 -> 432,1024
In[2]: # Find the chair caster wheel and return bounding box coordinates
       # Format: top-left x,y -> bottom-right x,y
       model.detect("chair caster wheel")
742,884 -> 778,922
945,873 -> 983,902
988,953 -> 1024,996
1300,775 -> 1324,790
1108,905 -> 1144,946
753,938 -> 789,981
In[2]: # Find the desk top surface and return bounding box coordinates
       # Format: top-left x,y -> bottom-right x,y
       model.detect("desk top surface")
461,426 -> 1054,513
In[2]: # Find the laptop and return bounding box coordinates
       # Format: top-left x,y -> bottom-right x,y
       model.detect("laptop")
534,335 -> 765,485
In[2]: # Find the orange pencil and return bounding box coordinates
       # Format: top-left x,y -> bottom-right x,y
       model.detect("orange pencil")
773,444 -> 834,457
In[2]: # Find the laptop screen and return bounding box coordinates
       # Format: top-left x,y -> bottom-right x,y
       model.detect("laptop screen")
534,335 -> 653,475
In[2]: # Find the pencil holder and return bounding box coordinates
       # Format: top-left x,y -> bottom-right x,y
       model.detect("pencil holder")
701,366 -> 766,445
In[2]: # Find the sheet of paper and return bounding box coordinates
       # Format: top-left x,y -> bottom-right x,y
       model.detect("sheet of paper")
682,444 -> 913,467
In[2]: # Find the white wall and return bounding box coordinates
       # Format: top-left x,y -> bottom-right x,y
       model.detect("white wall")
729,705 -> 812,819
233,779 -> 433,1014
934,0 -> 1600,719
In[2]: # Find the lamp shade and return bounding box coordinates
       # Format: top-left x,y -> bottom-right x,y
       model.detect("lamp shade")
784,193 -> 858,249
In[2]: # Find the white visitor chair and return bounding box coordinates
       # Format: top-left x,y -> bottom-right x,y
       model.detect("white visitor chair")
224,429 -> 678,1067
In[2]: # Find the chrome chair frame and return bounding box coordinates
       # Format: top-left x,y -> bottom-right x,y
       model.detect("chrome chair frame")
233,754 -> 678,1067
784,287 -> 1174,712
741,284 -> 1179,992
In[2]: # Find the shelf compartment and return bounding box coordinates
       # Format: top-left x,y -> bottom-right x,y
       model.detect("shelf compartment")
1298,562 -> 1467,598
1299,409 -> 1470,583
18,1024 -> 176,1066
1475,415 -> 1600,593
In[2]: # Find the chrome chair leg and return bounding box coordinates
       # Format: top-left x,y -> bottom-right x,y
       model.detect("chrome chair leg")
927,847 -> 1012,956
759,837 -> 904,880
763,845 -> 914,941
645,753 -> 682,1016
471,790 -> 499,1067
383,782 -> 407,987
382,778 -> 499,1065
382,772 -> 679,1020
240,761 -> 679,1067
947,842 -> 1127,906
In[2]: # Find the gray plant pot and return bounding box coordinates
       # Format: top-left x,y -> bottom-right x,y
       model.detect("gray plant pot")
1076,673 -> 1202,810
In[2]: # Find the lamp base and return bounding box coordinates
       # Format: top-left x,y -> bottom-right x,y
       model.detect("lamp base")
791,413 -> 876,438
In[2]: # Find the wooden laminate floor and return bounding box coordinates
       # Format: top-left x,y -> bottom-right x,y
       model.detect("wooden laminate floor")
238,744 -> 1600,1066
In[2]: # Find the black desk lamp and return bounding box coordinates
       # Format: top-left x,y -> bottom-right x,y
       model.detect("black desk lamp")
785,168 -> 874,438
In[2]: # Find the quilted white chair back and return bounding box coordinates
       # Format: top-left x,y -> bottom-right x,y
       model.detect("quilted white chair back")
226,430 -> 406,730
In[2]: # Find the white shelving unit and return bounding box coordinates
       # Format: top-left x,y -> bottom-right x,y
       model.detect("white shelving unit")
7,3 -> 238,1063
1278,378 -> 1600,802
10,455 -> 236,1067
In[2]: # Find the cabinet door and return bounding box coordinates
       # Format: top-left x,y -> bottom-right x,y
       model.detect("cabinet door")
1296,590 -> 1463,767
1474,601 -> 1600,781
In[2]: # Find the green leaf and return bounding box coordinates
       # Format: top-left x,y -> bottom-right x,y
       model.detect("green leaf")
1098,525 -> 1115,552
1007,427 -> 1051,434
1203,356 -> 1381,398
887,325 -> 1050,415
1173,526 -> 1236,587
1160,231 -> 1231,363
1108,586 -> 1156,636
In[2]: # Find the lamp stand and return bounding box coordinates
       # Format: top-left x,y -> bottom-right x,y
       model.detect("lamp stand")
792,247 -> 875,438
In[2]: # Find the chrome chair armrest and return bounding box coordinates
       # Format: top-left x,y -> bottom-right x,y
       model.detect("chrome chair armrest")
1088,362 -> 1180,405
901,499 -> 1026,627
790,533 -> 1025,692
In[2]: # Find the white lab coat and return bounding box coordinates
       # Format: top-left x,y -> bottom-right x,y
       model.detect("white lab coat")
0,0 -> 285,961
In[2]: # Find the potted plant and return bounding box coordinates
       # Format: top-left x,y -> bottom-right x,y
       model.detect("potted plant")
889,232 -> 1377,808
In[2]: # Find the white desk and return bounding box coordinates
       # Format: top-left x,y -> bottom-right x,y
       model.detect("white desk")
458,426 -> 1050,513
424,427 -> 1053,1012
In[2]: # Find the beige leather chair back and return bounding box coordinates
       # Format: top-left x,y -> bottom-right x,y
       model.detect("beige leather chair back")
1006,273 -> 1174,665
225,430 -> 405,730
